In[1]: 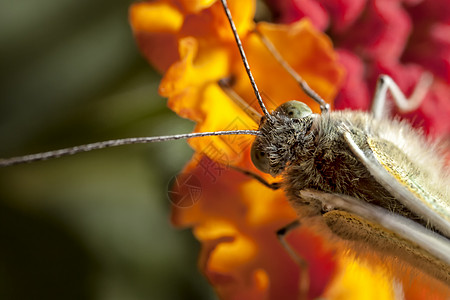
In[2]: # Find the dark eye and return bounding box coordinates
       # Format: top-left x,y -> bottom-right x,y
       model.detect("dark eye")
250,141 -> 270,173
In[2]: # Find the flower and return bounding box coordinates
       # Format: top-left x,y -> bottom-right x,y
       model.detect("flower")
129,0 -> 450,299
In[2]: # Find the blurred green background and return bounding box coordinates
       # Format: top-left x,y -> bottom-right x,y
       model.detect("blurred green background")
0,0 -> 214,299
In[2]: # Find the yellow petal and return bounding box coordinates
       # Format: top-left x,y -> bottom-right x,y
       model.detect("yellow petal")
180,0 -> 216,13
324,257 -> 396,300
129,1 -> 183,33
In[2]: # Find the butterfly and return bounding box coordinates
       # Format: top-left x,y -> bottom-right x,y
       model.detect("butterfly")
1,0 -> 449,299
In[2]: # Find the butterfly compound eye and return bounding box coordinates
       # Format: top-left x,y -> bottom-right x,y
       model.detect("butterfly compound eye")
275,100 -> 313,119
251,141 -> 271,173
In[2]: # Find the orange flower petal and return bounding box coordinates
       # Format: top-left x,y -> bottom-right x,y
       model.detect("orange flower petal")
130,2 -> 183,33
181,0 -> 255,41
159,37 -> 257,163
129,1 -> 184,71
130,0 -> 255,72
180,0 -> 216,13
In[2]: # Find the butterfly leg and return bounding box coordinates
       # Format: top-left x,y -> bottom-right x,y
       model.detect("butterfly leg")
371,73 -> 433,119
277,220 -> 311,300
229,165 -> 281,190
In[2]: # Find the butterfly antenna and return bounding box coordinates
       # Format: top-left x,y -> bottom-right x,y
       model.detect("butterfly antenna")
219,0 -> 272,120
0,130 -> 259,167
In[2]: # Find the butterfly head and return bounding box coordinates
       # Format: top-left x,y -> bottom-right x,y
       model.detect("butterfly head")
251,100 -> 315,176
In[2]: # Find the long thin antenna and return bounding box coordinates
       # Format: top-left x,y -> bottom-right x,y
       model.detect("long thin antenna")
254,29 -> 330,113
219,0 -> 272,120
0,130 -> 259,167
